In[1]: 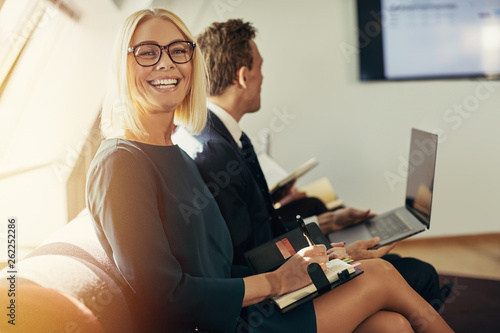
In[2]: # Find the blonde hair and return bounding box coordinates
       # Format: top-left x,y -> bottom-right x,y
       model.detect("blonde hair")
101,8 -> 208,139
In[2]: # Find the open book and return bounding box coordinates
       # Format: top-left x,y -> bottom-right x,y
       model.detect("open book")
299,177 -> 345,211
272,259 -> 361,312
257,153 -> 318,195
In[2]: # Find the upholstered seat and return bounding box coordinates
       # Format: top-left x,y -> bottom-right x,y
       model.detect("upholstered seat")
0,209 -> 139,333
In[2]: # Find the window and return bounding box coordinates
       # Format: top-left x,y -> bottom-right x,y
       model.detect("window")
0,0 -> 125,256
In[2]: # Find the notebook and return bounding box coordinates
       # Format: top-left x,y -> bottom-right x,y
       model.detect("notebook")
257,153 -> 318,202
329,128 -> 438,248
244,223 -> 332,274
244,223 -> 363,312
271,259 -> 362,312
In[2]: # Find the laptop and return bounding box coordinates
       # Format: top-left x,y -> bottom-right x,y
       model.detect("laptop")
329,128 -> 438,248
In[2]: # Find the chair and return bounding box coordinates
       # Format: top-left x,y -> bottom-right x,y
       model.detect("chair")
0,209 -> 140,333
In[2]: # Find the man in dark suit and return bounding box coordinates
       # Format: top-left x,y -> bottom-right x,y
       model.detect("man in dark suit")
174,19 -> 449,310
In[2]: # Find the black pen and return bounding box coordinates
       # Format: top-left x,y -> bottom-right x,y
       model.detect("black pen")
296,215 -> 315,246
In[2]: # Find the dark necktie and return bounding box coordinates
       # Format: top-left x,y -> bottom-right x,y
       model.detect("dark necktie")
240,132 -> 287,235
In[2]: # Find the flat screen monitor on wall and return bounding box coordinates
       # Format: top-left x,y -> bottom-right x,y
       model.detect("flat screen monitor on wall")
357,0 -> 500,81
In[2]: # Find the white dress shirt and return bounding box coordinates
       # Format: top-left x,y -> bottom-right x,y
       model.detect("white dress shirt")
208,102 -> 243,149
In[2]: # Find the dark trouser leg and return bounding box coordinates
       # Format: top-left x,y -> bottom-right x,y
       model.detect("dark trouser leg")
382,254 -> 446,311
277,197 -> 328,222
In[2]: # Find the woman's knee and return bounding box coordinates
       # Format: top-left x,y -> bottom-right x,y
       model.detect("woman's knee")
354,311 -> 413,333
384,312 -> 413,333
362,258 -> 401,278
359,258 -> 408,296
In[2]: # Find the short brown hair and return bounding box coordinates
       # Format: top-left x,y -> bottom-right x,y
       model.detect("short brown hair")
196,19 -> 256,96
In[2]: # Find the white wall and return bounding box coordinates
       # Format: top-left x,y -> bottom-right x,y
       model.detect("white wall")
165,0 -> 500,237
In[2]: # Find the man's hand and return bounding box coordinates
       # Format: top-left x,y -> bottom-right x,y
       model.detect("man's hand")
317,207 -> 376,234
272,181 -> 303,205
345,237 -> 395,261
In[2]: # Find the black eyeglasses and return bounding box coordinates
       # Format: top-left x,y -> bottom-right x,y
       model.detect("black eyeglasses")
128,41 -> 196,67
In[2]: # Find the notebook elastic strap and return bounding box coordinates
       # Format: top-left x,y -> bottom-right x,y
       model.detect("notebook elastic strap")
307,263 -> 331,294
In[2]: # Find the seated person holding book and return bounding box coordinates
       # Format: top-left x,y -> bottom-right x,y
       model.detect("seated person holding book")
174,18 -> 447,311
260,155 -> 370,235
87,8 -> 453,331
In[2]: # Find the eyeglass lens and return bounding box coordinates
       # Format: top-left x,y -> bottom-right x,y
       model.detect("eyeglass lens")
133,42 -> 193,66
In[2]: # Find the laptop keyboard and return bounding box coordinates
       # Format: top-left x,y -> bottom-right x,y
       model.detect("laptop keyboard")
366,213 -> 412,240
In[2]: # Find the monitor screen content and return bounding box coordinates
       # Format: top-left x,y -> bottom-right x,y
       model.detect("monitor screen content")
357,0 -> 500,81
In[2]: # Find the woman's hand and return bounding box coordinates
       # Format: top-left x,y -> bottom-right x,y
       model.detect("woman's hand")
326,242 -> 350,260
242,244 -> 327,307
273,244 -> 328,296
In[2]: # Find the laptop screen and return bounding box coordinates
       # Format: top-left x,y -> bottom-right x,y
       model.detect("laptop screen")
405,129 -> 438,228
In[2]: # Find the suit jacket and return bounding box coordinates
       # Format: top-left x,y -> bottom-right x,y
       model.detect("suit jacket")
178,110 -> 286,266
